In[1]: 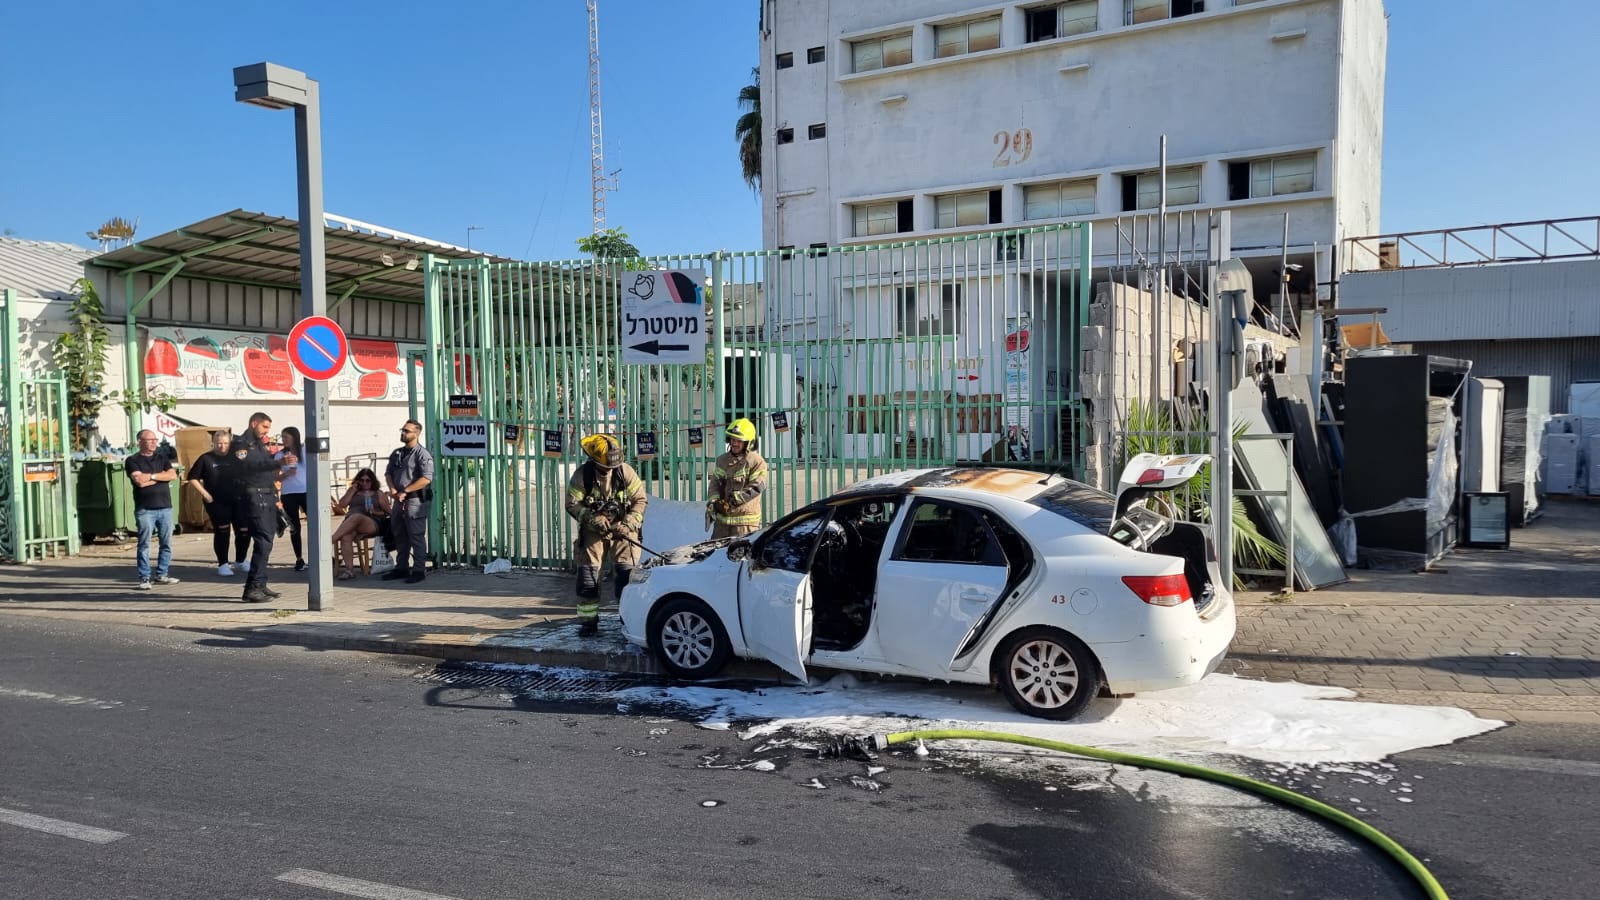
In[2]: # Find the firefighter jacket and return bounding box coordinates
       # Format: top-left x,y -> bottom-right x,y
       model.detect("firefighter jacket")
565,462 -> 648,534
709,449 -> 767,528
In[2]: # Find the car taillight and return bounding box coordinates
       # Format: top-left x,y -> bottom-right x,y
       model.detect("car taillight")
1121,574 -> 1191,607
1136,468 -> 1166,485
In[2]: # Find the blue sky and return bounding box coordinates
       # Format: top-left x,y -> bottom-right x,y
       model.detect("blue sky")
1,0 -> 1596,258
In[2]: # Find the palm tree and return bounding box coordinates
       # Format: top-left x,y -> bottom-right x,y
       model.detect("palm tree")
735,67 -> 761,193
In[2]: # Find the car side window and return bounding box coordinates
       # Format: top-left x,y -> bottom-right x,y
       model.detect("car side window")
756,511 -> 828,573
893,500 -> 1004,566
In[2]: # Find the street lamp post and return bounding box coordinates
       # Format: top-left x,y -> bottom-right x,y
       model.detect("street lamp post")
233,62 -> 334,611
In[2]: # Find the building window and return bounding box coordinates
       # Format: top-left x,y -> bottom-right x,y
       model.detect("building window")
776,51 -> 794,69
1125,0 -> 1206,26
776,127 -> 794,144
1024,179 -> 1097,219
807,46 -> 826,64
851,32 -> 913,72
1121,166 -> 1201,210
1025,1 -> 1099,41
935,15 -> 1002,58
935,189 -> 1002,228
854,199 -> 913,237
808,123 -> 826,140
1228,153 -> 1315,200
897,284 -> 963,338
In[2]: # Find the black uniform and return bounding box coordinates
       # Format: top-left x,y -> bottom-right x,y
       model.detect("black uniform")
187,450 -> 248,567
223,429 -> 283,596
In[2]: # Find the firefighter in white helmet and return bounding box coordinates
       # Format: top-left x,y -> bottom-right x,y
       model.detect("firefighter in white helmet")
706,418 -> 768,540
565,433 -> 648,636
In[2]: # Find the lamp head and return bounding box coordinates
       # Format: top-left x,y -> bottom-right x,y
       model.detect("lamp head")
233,62 -> 311,110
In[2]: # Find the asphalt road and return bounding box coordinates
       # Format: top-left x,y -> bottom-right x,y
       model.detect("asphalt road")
1,616 -> 1593,900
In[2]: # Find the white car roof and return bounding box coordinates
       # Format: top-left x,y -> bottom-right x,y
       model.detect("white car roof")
840,467 -> 1068,503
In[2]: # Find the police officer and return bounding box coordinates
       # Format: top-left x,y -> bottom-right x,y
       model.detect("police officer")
564,433 -> 648,636
226,411 -> 291,603
707,418 -> 768,539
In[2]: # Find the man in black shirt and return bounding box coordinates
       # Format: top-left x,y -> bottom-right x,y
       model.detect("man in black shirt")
186,430 -> 249,577
224,412 -> 294,603
126,429 -> 181,590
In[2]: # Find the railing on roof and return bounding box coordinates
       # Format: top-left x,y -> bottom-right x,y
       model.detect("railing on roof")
1344,215 -> 1600,272
323,212 -> 472,253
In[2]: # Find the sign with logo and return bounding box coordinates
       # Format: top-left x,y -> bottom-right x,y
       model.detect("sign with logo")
449,394 -> 480,417
440,418 -> 488,457
144,326 -> 420,400
285,316 -> 350,382
151,410 -> 184,439
635,431 -> 658,461
543,429 -> 564,459
620,269 -> 707,365
503,424 -> 521,444
23,461 -> 59,484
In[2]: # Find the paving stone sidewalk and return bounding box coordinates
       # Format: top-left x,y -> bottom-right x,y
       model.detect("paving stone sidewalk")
3,500 -> 1597,723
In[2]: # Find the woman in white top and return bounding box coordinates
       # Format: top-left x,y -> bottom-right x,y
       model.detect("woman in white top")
275,426 -> 309,572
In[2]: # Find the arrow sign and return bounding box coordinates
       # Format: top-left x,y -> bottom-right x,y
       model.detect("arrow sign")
286,315 -> 349,382
440,418 -> 488,457
629,340 -> 691,356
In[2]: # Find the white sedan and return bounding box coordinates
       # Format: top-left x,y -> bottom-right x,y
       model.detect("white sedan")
619,456 -> 1236,720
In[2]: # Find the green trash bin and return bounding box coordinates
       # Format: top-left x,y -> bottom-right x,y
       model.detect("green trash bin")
76,458 -> 185,543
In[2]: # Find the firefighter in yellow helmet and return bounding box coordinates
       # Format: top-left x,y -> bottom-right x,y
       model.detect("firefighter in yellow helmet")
706,418 -> 768,540
565,433 -> 648,636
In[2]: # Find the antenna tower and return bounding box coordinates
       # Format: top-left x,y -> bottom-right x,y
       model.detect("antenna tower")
588,0 -> 606,233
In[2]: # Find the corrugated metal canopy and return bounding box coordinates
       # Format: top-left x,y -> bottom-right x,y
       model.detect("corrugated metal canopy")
91,209 -> 515,304
0,236 -> 99,300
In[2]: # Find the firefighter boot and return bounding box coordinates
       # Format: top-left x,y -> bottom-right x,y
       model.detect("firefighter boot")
613,566 -> 633,600
576,565 -> 601,636
576,565 -> 600,599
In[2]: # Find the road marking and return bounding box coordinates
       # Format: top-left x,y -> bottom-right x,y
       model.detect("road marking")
0,807 -> 128,843
0,685 -> 122,709
1406,749 -> 1600,777
275,869 -> 466,900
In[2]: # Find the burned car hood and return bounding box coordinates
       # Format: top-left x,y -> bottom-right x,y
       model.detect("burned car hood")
640,536 -> 740,569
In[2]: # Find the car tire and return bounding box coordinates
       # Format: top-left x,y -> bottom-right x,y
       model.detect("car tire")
649,595 -> 731,680
995,627 -> 1102,721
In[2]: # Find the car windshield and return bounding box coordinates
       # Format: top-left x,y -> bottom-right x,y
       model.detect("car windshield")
1029,479 -> 1170,544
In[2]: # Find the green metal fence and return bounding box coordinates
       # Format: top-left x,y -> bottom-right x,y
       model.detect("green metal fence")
420,224 -> 1091,569
0,288 -> 78,562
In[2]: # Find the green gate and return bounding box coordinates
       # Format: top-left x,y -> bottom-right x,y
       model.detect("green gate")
420,225 -> 1091,569
0,288 -> 78,562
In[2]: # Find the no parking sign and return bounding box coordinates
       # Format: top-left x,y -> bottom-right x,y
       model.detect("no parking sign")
286,316 -> 349,381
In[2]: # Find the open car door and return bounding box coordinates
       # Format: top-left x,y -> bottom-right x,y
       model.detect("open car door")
738,511 -> 829,682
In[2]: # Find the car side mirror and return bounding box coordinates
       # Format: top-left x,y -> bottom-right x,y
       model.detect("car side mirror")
726,540 -> 752,562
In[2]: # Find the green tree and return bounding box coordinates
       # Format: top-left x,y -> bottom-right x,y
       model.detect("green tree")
51,277 -> 177,450
735,67 -> 761,193
576,227 -> 641,259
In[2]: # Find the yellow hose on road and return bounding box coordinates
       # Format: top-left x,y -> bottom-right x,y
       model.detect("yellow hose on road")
873,729 -> 1447,900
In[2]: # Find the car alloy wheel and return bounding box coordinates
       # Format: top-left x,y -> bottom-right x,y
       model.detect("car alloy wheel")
996,627 -> 1100,721
650,596 -> 731,679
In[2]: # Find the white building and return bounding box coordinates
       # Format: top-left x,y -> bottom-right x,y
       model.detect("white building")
759,0 -> 1388,301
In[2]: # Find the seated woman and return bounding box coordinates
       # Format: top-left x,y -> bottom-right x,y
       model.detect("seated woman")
330,468 -> 391,579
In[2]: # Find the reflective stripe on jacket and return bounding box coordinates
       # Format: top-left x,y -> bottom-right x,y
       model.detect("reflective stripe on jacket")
565,462 -> 648,531
709,449 -> 767,526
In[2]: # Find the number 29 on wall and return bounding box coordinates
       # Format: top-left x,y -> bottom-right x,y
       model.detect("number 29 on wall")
993,128 -> 1034,167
